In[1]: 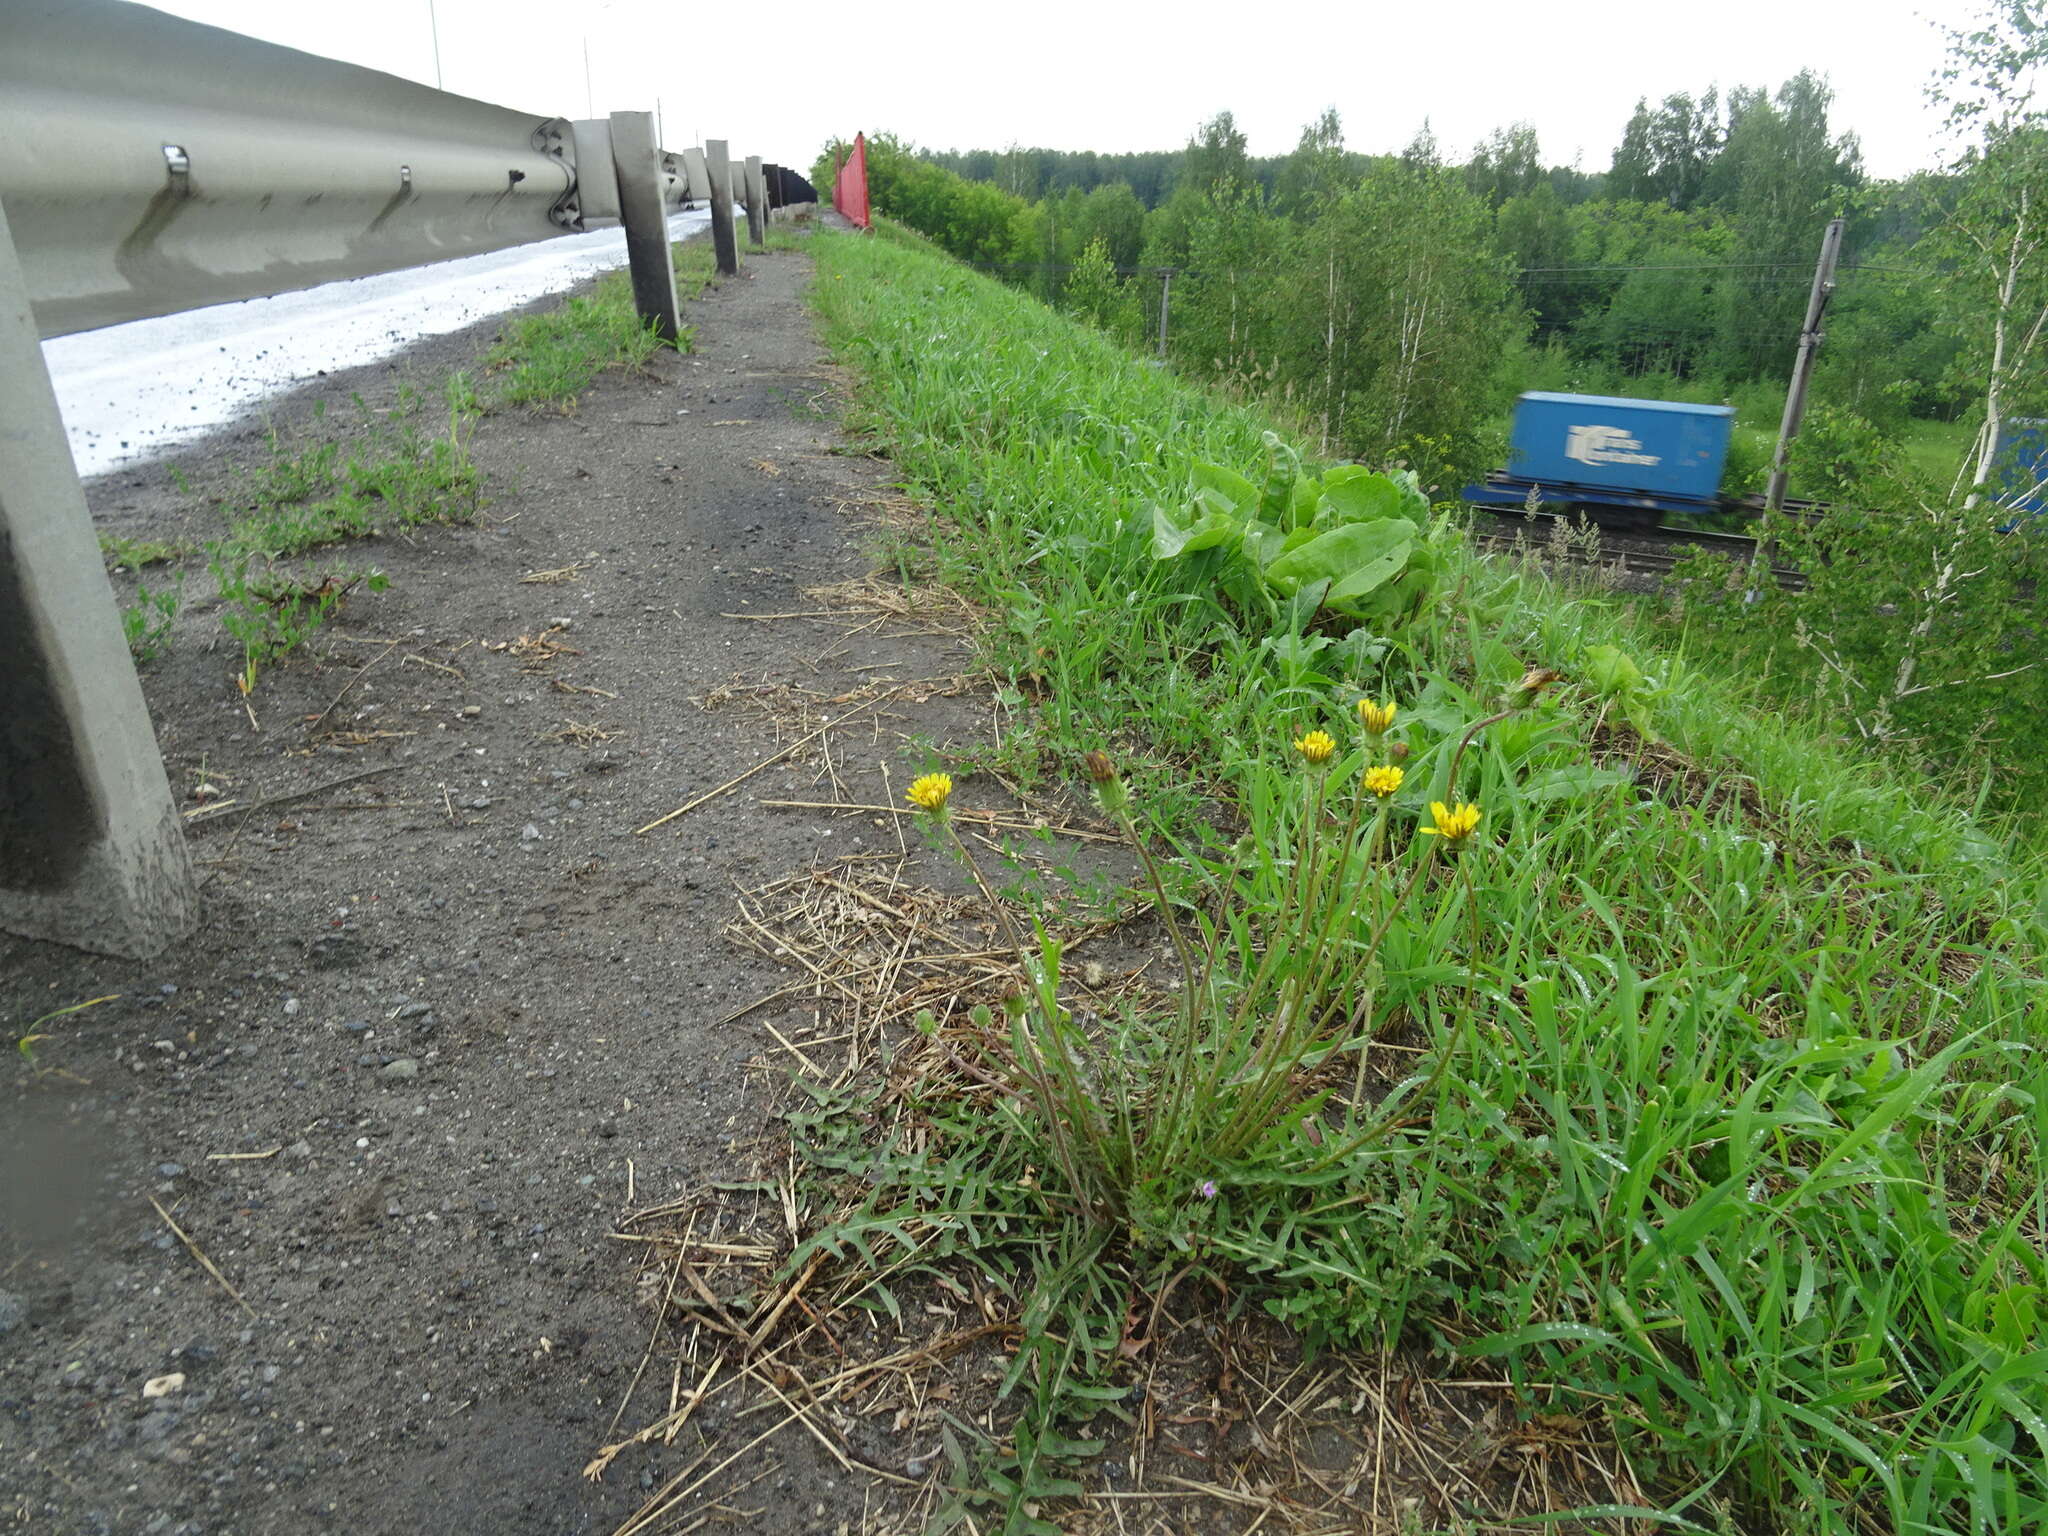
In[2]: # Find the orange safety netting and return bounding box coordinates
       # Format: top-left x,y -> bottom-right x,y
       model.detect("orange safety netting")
833,133 -> 871,230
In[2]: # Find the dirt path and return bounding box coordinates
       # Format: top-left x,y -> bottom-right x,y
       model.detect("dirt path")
2,242 -> 982,1534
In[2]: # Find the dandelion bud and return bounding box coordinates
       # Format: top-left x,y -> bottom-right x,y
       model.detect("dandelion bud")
1000,987 -> 1029,1020
1389,741 -> 1411,763
1084,749 -> 1130,812
1510,666 -> 1562,709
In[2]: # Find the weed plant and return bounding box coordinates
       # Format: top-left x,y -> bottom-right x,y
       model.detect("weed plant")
122,576 -> 182,661
103,231 -> 725,690
792,226 -> 2048,1534
484,242 -> 712,409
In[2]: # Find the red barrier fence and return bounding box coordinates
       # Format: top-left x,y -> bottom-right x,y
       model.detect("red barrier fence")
833,133 -> 871,230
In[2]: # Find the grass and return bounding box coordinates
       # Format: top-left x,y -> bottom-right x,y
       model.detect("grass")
784,223 -> 2048,1534
117,230 -> 723,686
1899,415 -> 1978,488
483,239 -> 710,408
100,534 -> 186,572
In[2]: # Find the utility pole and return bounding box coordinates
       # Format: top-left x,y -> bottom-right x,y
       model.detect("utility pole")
426,0 -> 442,89
1764,217 -> 1845,513
1155,267 -> 1174,361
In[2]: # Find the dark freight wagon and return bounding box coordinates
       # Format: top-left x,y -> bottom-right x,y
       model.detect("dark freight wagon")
1464,392 -> 1740,529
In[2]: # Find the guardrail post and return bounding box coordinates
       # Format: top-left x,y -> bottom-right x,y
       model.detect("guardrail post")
706,139 -> 740,277
681,146 -> 710,208
606,111 -> 682,341
0,198 -> 197,958
743,155 -> 766,247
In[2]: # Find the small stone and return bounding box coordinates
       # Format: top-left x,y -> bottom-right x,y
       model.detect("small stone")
459,705 -> 482,718
468,797 -> 491,810
595,1120 -> 618,1139
381,1059 -> 419,1082
287,1139 -> 314,1161
475,1197 -> 498,1213
282,998 -> 300,1016
342,1019 -> 370,1034
395,1002 -> 432,1020
0,1290 -> 24,1336
157,1163 -> 186,1179
520,823 -> 542,842
142,1372 -> 186,1399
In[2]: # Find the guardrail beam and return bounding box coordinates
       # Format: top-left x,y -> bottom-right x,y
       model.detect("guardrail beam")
706,140 -> 739,277
607,111 -> 681,341
0,198 -> 196,958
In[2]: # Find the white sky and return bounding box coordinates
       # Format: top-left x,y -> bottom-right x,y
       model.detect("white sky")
141,0 -> 1958,181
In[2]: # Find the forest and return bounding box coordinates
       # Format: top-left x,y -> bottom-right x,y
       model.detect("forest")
814,5 -> 2048,833
821,78 -> 1955,484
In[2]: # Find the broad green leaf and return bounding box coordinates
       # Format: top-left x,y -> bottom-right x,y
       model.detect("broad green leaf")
1150,505 -> 1236,560
1189,460 -> 1258,518
1265,518 -> 1415,601
1318,467 -> 1418,526
1585,643 -> 1646,696
1287,472 -> 1321,529
1521,765 -> 1638,802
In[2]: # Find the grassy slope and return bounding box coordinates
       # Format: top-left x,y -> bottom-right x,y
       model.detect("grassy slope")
811,225 -> 2048,1533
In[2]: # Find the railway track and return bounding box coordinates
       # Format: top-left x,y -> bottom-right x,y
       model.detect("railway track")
1467,510 -> 1807,590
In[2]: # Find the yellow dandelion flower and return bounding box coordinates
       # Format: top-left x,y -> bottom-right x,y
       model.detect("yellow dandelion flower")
1356,698 -> 1397,736
1363,764 -> 1404,798
907,772 -> 953,814
1420,801 -> 1483,844
1293,729 -> 1337,765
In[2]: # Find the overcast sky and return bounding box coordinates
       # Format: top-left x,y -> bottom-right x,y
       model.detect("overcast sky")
143,0 -> 1959,181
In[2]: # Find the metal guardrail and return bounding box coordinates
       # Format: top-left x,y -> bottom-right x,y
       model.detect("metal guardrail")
0,0 -> 725,336
0,0 -> 792,959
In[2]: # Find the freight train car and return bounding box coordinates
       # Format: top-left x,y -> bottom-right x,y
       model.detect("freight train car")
1463,392 -> 1745,530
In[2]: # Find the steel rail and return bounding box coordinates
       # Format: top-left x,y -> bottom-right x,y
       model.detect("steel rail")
1468,511 -> 1807,589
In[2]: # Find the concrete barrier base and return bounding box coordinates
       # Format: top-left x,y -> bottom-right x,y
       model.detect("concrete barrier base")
1,198 -> 198,959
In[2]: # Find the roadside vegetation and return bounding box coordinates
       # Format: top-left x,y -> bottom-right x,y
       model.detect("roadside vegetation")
785,219 -> 2048,1535
820,3 -> 2048,843
108,241 -> 716,693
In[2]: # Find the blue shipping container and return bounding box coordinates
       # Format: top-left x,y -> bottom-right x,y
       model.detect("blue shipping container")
1508,393 -> 1734,506
1990,417 -> 2048,517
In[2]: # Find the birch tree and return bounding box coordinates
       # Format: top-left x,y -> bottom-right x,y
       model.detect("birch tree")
1931,2 -> 2048,501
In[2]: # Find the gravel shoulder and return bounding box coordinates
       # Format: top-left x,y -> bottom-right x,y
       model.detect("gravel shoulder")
2,238 -> 989,1536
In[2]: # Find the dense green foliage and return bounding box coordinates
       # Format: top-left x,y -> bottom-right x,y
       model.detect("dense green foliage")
806,223 -> 2048,1536
816,7 -> 2048,835
821,69 -> 1959,440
